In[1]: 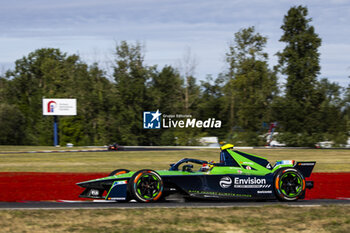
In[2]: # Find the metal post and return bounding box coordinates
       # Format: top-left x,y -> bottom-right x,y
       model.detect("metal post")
54,116 -> 58,146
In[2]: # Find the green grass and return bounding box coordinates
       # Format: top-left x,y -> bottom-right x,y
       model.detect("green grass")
0,206 -> 349,233
0,147 -> 349,172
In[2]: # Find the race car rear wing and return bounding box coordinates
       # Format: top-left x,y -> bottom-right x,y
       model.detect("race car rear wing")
294,162 -> 316,178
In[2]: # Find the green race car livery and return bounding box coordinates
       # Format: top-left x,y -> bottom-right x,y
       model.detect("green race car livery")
77,144 -> 315,202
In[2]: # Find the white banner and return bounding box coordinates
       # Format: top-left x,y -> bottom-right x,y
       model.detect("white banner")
42,99 -> 77,116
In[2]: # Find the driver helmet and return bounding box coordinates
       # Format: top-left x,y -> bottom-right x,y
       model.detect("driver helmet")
200,163 -> 210,172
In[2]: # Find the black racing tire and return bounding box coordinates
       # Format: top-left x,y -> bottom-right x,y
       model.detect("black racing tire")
109,169 -> 130,176
129,169 -> 163,203
274,168 -> 305,201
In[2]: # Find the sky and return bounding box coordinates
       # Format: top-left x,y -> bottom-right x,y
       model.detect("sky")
0,0 -> 349,87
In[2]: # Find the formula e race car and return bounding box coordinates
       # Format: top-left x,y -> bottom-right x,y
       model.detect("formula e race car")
77,144 -> 315,202
107,143 -> 123,151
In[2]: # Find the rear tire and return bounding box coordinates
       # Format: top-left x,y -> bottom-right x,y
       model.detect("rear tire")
129,169 -> 163,203
274,168 -> 305,201
109,169 -> 130,176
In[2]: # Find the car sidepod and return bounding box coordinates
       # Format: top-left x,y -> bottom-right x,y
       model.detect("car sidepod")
161,173 -> 276,200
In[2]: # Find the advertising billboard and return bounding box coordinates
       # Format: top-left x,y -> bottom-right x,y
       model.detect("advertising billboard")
42,98 -> 77,116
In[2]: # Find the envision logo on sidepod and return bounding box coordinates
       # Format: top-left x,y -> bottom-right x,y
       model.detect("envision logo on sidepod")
219,176 -> 232,188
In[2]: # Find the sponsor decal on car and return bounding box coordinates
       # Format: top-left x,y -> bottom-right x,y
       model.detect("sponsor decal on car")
219,176 -> 232,188
235,177 -> 266,184
108,197 -> 127,200
243,162 -> 254,165
234,177 -> 270,188
89,189 -> 100,196
112,180 -> 128,187
257,190 -> 272,194
188,190 -> 252,198
298,162 -> 315,166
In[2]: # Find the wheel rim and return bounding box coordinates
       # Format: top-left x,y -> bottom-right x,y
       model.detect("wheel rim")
135,173 -> 162,201
279,171 -> 303,198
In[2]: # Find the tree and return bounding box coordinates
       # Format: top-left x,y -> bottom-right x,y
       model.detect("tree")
150,66 -> 183,114
276,5 -> 323,146
198,75 -> 227,139
3,48 -> 111,145
148,66 -> 184,145
112,41 -> 154,145
0,104 -> 26,144
317,79 -> 347,145
343,77 -> 350,142
4,48 -> 70,145
225,27 -> 278,145
178,48 -> 199,113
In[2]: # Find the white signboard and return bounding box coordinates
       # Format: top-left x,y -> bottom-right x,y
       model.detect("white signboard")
43,99 -> 77,116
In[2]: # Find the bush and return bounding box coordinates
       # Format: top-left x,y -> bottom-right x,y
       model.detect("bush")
0,104 -> 26,144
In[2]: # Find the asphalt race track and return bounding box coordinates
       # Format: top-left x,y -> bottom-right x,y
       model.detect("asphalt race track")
0,199 -> 349,210
0,147 -> 196,154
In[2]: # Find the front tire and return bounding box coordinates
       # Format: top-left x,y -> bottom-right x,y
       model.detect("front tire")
274,168 -> 305,201
129,169 -> 163,203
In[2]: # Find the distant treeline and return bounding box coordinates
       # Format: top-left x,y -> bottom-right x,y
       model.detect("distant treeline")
0,6 -> 349,146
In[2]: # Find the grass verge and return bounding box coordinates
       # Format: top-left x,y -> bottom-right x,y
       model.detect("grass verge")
0,206 -> 349,233
0,148 -> 349,172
